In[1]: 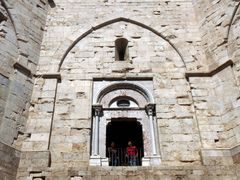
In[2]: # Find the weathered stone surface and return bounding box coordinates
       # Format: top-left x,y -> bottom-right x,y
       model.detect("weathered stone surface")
0,142 -> 20,180
0,0 -> 49,146
0,0 -> 240,179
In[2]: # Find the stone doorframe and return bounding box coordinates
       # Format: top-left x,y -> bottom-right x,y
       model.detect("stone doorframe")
89,81 -> 161,166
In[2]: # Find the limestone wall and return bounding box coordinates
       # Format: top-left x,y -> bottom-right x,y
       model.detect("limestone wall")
0,142 -> 20,180
0,0 -> 238,179
191,0 -> 240,165
188,66 -> 239,148
192,0 -> 240,85
0,0 -> 49,145
14,1 -> 206,179
0,0 -> 50,179
15,0 -> 240,179
228,2 -> 240,85
192,0 -> 237,66
37,0 -> 205,73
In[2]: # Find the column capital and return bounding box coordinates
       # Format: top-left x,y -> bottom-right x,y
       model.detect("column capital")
145,103 -> 155,116
92,104 -> 103,116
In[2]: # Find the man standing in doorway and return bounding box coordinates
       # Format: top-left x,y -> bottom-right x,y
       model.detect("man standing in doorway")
126,141 -> 138,166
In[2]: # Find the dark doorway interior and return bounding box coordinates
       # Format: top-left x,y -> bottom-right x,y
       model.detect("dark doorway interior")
106,119 -> 144,166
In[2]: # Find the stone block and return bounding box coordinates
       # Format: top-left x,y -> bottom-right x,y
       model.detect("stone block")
201,149 -> 234,166
18,151 -> 50,168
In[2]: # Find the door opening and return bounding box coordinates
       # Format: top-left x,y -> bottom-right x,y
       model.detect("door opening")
106,119 -> 144,166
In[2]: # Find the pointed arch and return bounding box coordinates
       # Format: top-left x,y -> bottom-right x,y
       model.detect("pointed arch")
58,17 -> 185,71
0,0 -> 19,50
227,2 -> 240,42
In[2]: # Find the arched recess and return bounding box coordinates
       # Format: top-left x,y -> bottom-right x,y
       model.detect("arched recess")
227,1 -> 240,87
95,82 -> 154,105
0,0 -> 20,51
227,2 -> 240,42
227,1 -> 240,60
57,17 -> 185,71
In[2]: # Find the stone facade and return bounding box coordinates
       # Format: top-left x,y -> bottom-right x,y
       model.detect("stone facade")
0,142 -> 20,180
0,0 -> 50,178
0,0 -> 240,179
0,0 -> 49,145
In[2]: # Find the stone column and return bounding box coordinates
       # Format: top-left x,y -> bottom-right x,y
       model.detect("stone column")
90,104 -> 102,166
145,103 -> 161,165
93,105 -> 102,155
146,103 -> 157,155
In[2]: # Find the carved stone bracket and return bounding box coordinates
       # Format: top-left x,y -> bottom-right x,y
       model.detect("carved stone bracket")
145,103 -> 155,116
93,104 -> 103,116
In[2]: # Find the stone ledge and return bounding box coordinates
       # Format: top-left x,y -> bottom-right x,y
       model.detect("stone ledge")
185,60 -> 233,79
230,143 -> 240,156
13,62 -> 32,78
0,71 -> 10,79
201,144 -> 240,165
17,164 -> 240,179
35,73 -> 61,82
231,144 -> 240,163
93,76 -> 153,81
83,165 -> 240,178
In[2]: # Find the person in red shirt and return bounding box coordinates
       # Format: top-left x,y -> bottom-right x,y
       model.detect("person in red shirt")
126,141 -> 138,166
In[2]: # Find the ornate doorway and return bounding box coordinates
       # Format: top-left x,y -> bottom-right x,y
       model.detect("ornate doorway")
90,80 -> 161,166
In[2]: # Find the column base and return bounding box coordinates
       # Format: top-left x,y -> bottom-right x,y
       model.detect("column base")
150,155 -> 161,165
142,156 -> 161,166
142,157 -> 151,166
89,155 -> 101,166
101,157 -> 109,166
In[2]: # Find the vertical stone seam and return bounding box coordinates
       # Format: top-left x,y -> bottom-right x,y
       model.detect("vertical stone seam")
47,79 -> 59,155
186,78 -> 204,155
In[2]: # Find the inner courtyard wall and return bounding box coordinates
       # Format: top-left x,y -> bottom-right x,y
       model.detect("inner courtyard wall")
0,0 -> 239,179
37,0 -> 206,73
192,0 -> 240,91
0,0 -> 50,179
191,0 -> 240,165
16,1 -> 240,179
192,0 -> 238,66
0,0 -> 49,145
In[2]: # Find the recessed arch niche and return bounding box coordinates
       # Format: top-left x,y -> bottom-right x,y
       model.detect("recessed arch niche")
59,18 -> 186,72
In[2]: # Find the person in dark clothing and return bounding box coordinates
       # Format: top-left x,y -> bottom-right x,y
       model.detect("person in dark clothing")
108,142 -> 118,166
